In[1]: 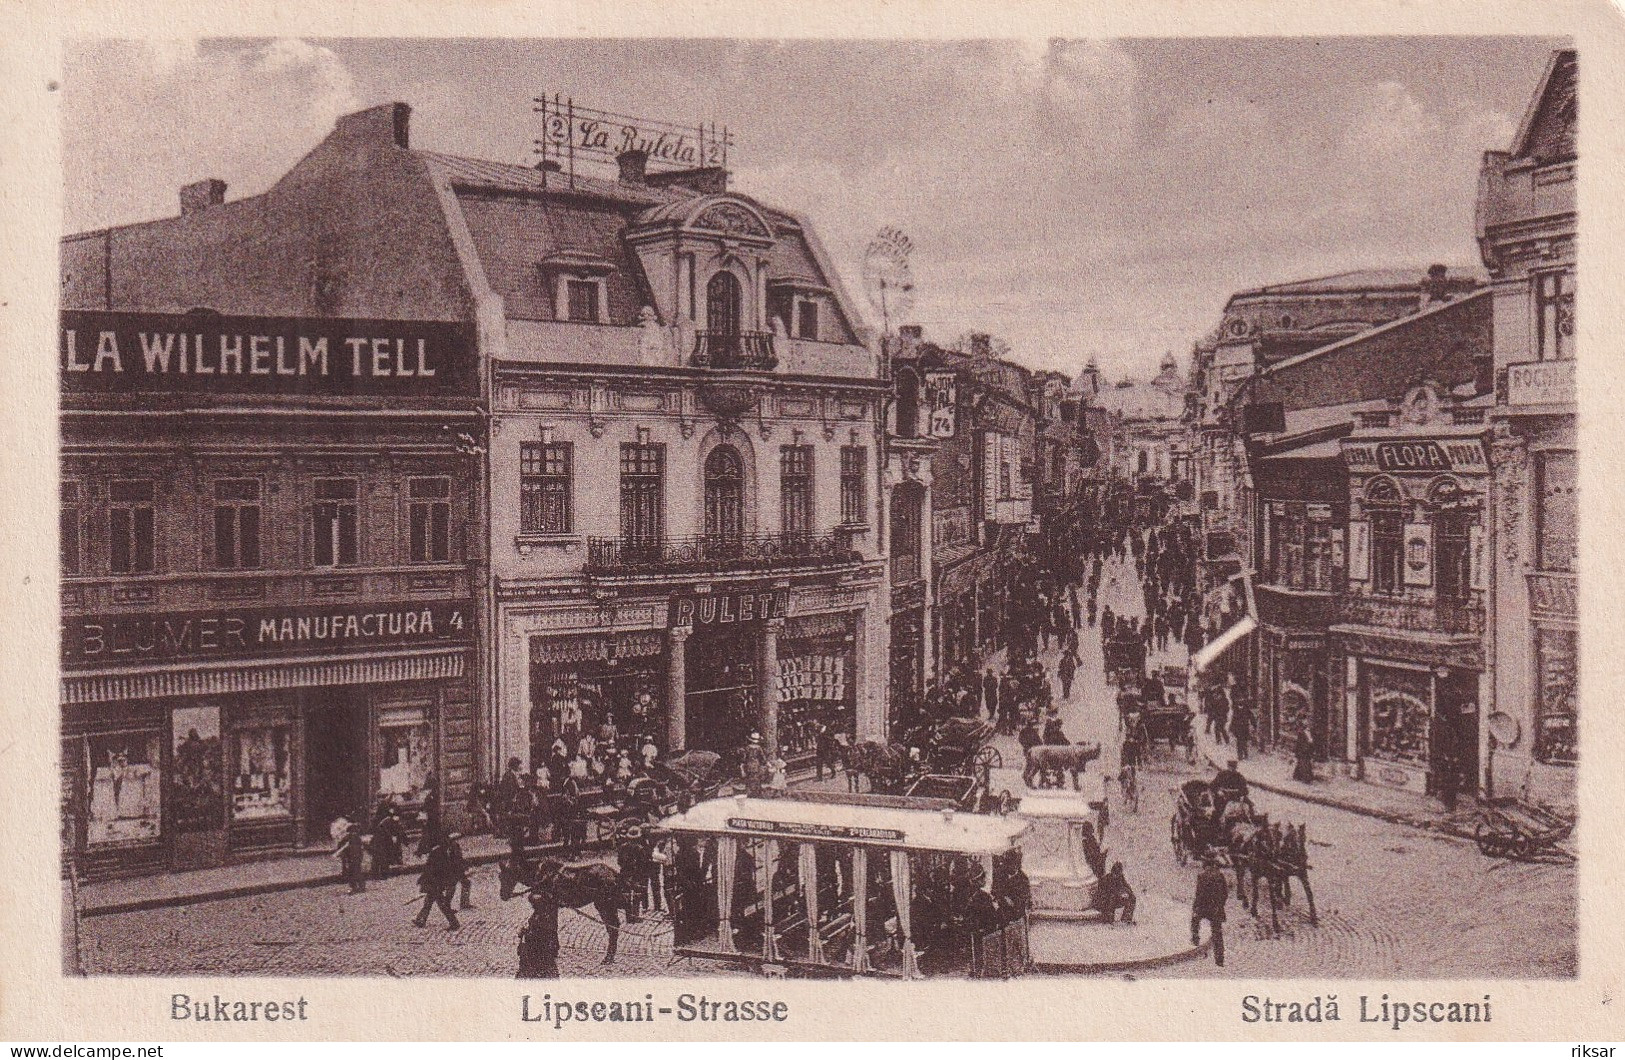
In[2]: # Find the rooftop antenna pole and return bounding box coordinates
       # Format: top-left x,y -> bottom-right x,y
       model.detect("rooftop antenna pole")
566,96 -> 576,189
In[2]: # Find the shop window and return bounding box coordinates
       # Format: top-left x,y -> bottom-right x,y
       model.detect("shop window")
408,476 -> 452,563
232,722 -> 292,820
84,730 -> 163,847
703,445 -> 743,547
1535,269 -> 1575,361
1366,666 -> 1431,765
1270,505 -> 1305,587
378,706 -> 434,802
212,478 -> 262,570
61,481 -> 80,576
780,445 -> 813,535
1370,510 -> 1405,595
312,478 -> 359,567
565,278 -> 603,323
1534,627 -> 1577,764
108,480 -> 155,574
170,705 -> 224,834
520,442 -> 572,534
621,443 -> 665,549
1536,450 -> 1577,573
840,446 -> 867,525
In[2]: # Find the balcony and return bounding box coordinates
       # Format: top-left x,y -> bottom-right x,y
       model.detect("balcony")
1254,583 -> 1337,630
690,330 -> 777,371
584,531 -> 859,577
1339,595 -> 1485,636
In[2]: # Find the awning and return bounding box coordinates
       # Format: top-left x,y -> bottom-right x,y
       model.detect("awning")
1191,615 -> 1257,674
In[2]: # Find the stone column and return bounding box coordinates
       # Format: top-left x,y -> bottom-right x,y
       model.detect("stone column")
760,618 -> 783,754
667,625 -> 691,753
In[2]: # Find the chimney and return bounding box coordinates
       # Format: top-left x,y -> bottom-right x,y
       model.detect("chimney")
1422,263 -> 1452,305
897,325 -> 923,357
970,333 -> 992,359
332,102 -> 411,150
617,149 -> 648,186
180,179 -> 227,215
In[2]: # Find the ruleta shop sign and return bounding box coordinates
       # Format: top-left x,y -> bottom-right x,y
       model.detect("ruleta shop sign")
62,599 -> 473,668
60,310 -> 477,397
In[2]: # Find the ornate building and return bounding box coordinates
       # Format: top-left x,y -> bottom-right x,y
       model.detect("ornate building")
1476,49 -> 1577,808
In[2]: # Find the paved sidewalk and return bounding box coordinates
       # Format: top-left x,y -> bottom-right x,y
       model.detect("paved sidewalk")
1192,727 -> 1483,840
74,835 -> 514,917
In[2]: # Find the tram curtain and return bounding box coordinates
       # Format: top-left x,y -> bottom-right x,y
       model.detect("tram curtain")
716,836 -> 738,954
889,849 -> 920,979
799,842 -> 826,964
851,849 -> 869,973
761,839 -> 781,962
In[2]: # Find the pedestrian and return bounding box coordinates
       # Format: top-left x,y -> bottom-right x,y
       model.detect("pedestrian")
1292,723 -> 1316,783
496,756 -> 525,818
983,669 -> 1000,725
1192,855 -> 1228,967
333,820 -> 367,894
516,891 -> 560,979
1095,861 -> 1137,924
739,732 -> 770,796
1069,586 -> 1082,630
1212,686 -> 1231,745
1232,702 -> 1253,762
370,802 -> 405,880
1057,646 -> 1079,700
416,772 -> 442,855
413,833 -> 464,930
450,832 -> 475,910
814,721 -> 840,781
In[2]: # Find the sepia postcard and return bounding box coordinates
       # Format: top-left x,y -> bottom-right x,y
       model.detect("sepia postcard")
2,0 -> 1624,1043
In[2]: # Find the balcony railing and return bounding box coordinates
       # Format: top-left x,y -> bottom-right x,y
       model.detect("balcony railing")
585,531 -> 858,575
690,330 -> 777,370
1339,594 -> 1485,636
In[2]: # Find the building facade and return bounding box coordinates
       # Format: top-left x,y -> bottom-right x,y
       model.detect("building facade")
1476,49 -> 1577,808
59,109 -> 486,875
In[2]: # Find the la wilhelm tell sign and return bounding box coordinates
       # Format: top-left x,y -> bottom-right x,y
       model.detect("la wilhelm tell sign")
60,310 -> 476,397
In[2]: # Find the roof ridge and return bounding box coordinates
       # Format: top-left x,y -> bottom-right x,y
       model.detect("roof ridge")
1260,287 -> 1492,377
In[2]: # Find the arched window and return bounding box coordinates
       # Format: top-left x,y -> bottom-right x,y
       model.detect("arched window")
1364,477 -> 1405,595
706,271 -> 742,336
704,445 -> 745,553
895,367 -> 921,439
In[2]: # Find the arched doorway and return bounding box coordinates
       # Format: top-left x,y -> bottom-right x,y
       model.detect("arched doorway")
704,445 -> 745,557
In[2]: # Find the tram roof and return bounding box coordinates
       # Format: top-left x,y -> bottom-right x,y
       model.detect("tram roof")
661,795 -> 1030,854
1013,792 -> 1099,819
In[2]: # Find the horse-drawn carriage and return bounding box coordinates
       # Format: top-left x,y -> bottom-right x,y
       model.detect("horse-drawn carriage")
1119,667 -> 1196,765
1169,778 -> 1317,935
1103,634 -> 1146,688
851,717 -> 1001,798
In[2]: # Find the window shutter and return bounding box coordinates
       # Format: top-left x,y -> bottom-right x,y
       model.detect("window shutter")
1348,520 -> 1371,581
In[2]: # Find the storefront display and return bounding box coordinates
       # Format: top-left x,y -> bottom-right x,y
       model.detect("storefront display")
529,634 -> 666,764
170,705 -> 224,833
378,704 -> 434,803
779,614 -> 858,760
1366,665 -> 1431,765
85,730 -> 163,847
232,721 -> 292,821
1534,626 -> 1577,764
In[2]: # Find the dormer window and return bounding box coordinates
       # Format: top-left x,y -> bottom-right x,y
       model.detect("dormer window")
540,251 -> 616,325
769,277 -> 831,340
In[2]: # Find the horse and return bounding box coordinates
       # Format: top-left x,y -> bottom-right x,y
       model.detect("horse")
1221,804 -> 1317,935
1267,822 -> 1318,929
499,856 -> 628,963
846,739 -> 910,794
1022,742 -> 1102,790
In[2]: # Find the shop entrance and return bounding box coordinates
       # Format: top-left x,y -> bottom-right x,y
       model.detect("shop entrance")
303,692 -> 368,841
685,627 -> 758,755
1433,670 -> 1480,798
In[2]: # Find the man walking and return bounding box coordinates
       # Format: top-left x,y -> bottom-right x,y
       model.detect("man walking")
413,833 -> 464,930
333,819 -> 367,894
739,732 -> 770,796
1232,702 -> 1253,762
1192,855 -> 1229,967
983,669 -> 1000,726
1057,646 -> 1079,701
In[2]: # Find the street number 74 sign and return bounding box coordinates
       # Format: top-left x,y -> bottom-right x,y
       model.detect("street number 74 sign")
925,370 -> 957,438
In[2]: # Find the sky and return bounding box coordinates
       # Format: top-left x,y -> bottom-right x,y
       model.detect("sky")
61,36 -> 1566,384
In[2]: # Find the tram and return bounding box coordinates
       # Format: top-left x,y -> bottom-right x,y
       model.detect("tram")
661,792 -> 1031,978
